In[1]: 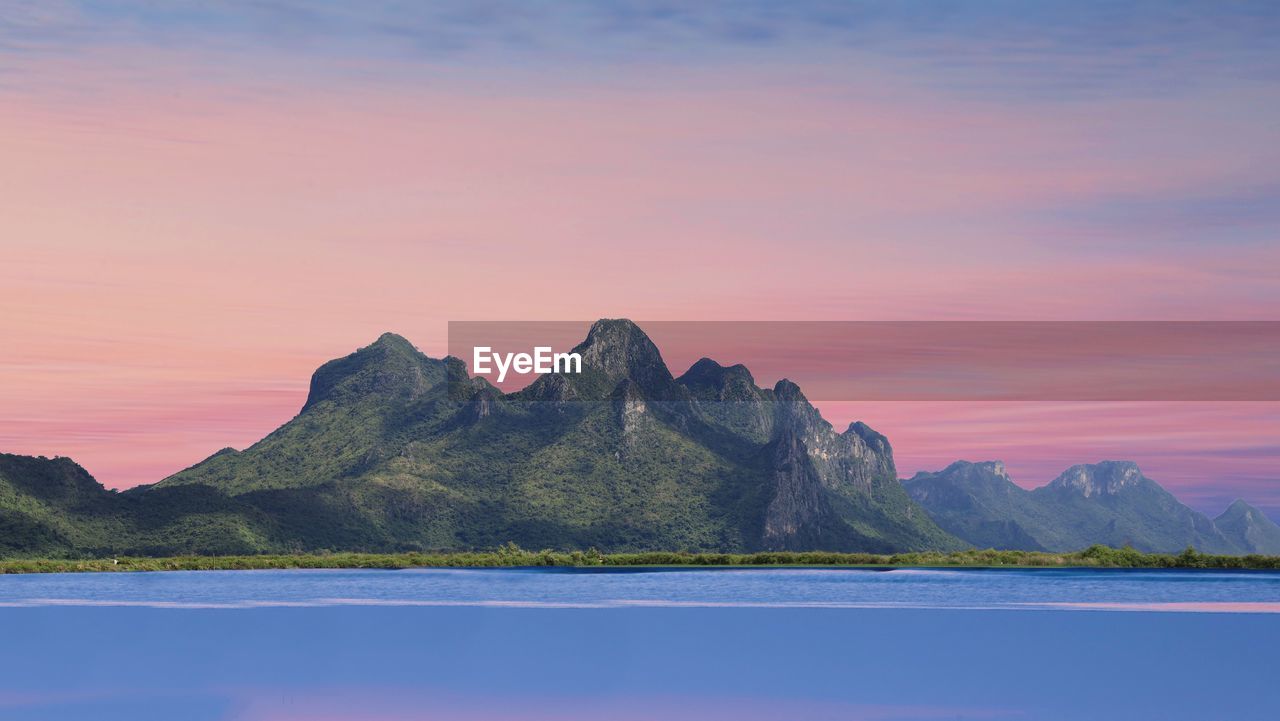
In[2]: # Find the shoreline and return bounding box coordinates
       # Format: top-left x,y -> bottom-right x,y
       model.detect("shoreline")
3,545 -> 1279,575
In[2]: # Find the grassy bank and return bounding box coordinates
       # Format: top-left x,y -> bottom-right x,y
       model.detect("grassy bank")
2,544 -> 1280,574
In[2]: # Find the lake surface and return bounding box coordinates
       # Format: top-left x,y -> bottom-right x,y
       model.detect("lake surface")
1,567 -> 1277,720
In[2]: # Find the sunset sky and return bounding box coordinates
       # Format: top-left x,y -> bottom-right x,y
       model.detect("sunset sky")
3,2 -> 1279,515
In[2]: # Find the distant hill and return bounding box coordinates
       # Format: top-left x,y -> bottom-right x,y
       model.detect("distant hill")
0,453 -> 114,557
1,319 -> 960,557
899,461 -> 1051,551
1215,499 -> 1280,555
905,460 -> 1246,554
0,453 -> 275,557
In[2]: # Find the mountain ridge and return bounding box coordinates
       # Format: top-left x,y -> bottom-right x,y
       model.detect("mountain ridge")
1,320 -> 960,556
1,320 -> 1273,558
905,459 -> 1246,554
1215,499 -> 1280,554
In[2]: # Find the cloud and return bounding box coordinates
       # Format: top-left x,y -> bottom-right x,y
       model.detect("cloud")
4,1 -> 1279,100
1041,182 -> 1280,245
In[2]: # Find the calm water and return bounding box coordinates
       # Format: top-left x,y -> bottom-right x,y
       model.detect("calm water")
1,567 -> 1277,720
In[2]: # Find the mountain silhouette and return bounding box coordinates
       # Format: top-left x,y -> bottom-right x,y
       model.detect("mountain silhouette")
905,460 -> 1243,554
2,320 -> 959,556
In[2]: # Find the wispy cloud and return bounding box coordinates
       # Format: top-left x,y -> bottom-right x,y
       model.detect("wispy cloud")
4,1 -> 1279,98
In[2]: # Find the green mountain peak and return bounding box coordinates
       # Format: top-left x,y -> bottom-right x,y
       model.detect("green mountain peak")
303,332 -> 441,411
1215,499 -> 1280,554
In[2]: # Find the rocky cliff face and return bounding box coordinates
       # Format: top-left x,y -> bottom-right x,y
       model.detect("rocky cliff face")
1045,461 -> 1145,497
527,318 -> 676,400
763,427 -> 829,547
753,379 -> 955,552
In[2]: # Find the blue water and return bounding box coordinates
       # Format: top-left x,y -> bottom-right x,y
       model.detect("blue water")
1,568 -> 1277,720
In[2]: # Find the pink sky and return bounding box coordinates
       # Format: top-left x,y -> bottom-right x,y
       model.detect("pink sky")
2,14 -> 1278,515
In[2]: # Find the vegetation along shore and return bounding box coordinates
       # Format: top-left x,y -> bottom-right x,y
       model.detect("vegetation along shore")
3,544 -> 1279,575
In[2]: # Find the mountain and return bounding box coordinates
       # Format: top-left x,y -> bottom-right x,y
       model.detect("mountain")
905,460 -> 1241,554
0,453 -> 274,557
1215,500 -> 1280,555
901,461 -> 1050,551
4,319 -> 956,557
0,453 -> 115,556
1031,462 -> 1237,554
6,320 -> 1271,559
